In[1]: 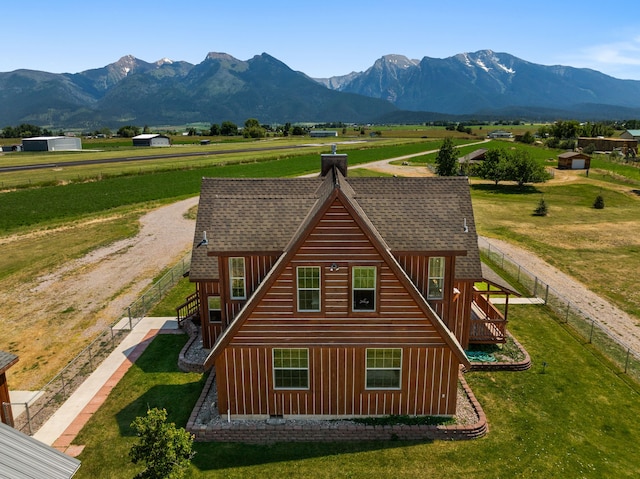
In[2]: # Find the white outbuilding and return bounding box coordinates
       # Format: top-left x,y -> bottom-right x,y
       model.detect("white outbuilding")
132,134 -> 171,147
21,136 -> 82,152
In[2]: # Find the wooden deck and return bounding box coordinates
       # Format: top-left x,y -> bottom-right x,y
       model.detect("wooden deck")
470,294 -> 507,344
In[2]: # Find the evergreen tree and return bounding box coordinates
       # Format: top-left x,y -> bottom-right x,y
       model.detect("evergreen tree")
593,194 -> 605,209
435,137 -> 458,176
534,197 -> 548,216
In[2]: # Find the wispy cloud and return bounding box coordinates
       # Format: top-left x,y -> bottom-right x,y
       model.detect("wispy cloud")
564,36 -> 640,79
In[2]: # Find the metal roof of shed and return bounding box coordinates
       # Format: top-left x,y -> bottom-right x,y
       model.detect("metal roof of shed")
0,422 -> 80,479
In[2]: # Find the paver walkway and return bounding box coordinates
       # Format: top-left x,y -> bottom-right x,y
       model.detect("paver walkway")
32,317 -> 183,455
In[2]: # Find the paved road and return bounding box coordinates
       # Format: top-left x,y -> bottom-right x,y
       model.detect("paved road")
0,143 -> 317,173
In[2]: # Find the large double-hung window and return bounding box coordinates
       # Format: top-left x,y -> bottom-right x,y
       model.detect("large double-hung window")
366,348 -> 402,389
352,266 -> 376,311
297,266 -> 320,312
273,348 -> 309,389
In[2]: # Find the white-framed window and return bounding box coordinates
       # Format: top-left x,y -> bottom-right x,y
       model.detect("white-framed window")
366,348 -> 402,389
273,348 -> 309,389
427,256 -> 445,300
297,266 -> 320,312
229,257 -> 246,300
208,296 -> 221,322
352,266 -> 376,311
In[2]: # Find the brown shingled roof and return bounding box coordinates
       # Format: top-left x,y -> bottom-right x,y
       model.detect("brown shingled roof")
0,350 -> 18,373
190,171 -> 481,281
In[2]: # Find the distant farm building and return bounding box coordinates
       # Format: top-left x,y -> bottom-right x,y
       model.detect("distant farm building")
620,129 -> 640,142
557,151 -> 591,170
309,130 -> 338,138
21,136 -> 82,152
458,148 -> 488,164
487,130 -> 513,139
577,137 -> 637,154
132,134 -> 171,147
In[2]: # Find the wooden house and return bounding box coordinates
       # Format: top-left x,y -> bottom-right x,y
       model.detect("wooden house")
557,151 -> 591,170
186,152 -> 508,420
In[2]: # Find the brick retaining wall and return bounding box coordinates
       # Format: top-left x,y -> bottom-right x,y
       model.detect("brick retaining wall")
186,372 -> 487,444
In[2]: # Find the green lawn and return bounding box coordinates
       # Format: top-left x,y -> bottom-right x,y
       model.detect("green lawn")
74,305 -> 640,478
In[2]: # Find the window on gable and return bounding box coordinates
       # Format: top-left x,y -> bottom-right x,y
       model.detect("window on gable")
427,256 -> 445,300
352,266 -> 376,311
366,348 -> 402,389
229,257 -> 246,300
208,296 -> 221,322
297,266 -> 320,312
273,348 -> 309,389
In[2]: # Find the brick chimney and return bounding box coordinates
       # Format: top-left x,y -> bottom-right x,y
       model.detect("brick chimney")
320,144 -> 348,177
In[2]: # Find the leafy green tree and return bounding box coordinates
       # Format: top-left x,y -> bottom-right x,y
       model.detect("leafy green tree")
505,149 -> 551,187
209,124 -> 220,136
476,148 -> 508,185
435,137 -> 458,176
220,121 -> 238,136
244,118 -> 260,129
520,131 -> 535,144
291,125 -> 305,136
129,407 -> 194,479
243,118 -> 265,138
117,125 -> 141,138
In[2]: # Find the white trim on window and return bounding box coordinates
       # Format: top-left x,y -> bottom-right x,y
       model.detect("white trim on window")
427,256 -> 445,300
273,348 -> 309,390
297,266 -> 321,312
365,348 -> 402,390
352,266 -> 376,312
229,257 -> 246,300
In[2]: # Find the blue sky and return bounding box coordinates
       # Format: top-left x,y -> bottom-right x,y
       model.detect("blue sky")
4,1 -> 640,80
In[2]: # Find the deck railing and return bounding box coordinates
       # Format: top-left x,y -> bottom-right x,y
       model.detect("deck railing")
177,292 -> 199,325
470,293 -> 507,343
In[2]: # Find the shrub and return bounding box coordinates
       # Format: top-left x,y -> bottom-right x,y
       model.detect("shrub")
534,197 -> 548,216
593,194 -> 605,209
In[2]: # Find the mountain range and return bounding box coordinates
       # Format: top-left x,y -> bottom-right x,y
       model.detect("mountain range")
2,50 -> 640,129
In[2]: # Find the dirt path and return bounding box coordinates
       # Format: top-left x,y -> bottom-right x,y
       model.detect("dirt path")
482,237 -> 640,354
0,197 -> 199,388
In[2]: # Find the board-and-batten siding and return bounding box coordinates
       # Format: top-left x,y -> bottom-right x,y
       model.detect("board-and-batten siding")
396,254 -> 474,349
201,255 -> 279,348
215,198 -> 460,417
215,346 -> 458,417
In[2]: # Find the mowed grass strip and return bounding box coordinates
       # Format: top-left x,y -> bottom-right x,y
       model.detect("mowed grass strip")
0,140 -> 440,232
73,306 -> 640,478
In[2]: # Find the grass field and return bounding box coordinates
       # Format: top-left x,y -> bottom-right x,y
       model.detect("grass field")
1,129 -> 639,475
72,304 -> 640,478
1,132 -> 639,386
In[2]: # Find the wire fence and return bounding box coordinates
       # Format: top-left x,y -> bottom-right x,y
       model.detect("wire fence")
479,237 -> 640,383
3,254 -> 190,435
